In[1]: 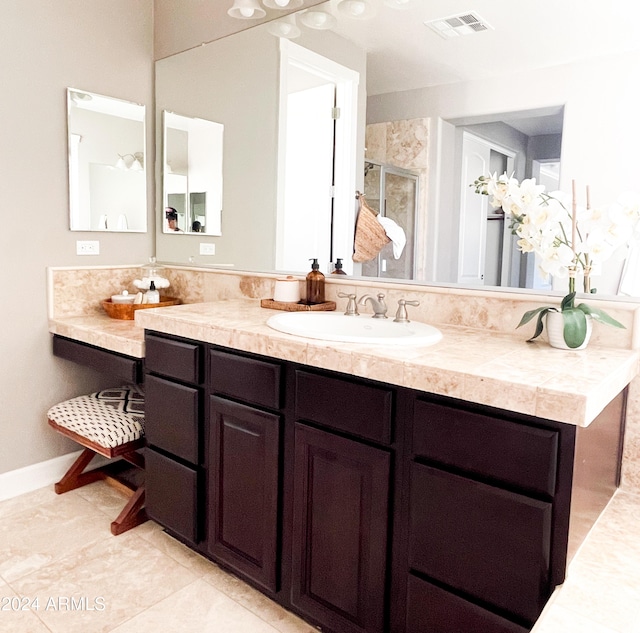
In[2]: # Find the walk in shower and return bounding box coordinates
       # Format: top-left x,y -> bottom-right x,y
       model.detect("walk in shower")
361,160 -> 419,280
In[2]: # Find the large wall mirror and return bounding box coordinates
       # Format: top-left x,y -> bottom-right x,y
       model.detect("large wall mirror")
67,88 -> 147,232
155,0 -> 640,300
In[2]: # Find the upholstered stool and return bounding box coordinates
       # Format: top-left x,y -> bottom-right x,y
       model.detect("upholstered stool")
47,385 -> 147,536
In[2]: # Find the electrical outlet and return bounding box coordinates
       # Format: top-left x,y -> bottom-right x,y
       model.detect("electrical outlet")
200,243 -> 215,255
76,240 -> 100,255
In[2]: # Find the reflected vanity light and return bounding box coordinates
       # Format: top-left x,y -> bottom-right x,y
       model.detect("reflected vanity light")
228,0 -> 266,19
115,152 -> 144,171
263,0 -> 303,9
267,14 -> 301,38
299,9 -> 337,30
337,0 -> 376,19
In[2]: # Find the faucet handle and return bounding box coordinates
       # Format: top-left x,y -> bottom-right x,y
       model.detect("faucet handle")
394,299 -> 420,323
338,292 -> 359,316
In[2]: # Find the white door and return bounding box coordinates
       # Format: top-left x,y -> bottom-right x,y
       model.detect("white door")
278,82 -> 335,272
458,133 -> 491,285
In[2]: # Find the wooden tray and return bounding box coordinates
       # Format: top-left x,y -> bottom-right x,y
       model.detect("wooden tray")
102,296 -> 181,320
260,299 -> 336,312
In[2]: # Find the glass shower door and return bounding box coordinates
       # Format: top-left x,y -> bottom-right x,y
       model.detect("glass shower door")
362,161 -> 418,280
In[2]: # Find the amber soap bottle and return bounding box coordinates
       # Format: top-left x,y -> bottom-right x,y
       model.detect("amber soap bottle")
306,259 -> 325,304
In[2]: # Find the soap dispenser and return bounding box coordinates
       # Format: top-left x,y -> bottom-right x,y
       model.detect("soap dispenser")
331,258 -> 347,275
145,280 -> 160,304
306,259 -> 325,304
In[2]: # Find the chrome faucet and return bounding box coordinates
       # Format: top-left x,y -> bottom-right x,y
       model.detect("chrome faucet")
359,293 -> 388,319
337,292 -> 359,316
394,299 -> 420,323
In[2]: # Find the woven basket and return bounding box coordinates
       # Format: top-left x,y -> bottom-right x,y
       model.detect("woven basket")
352,194 -> 390,263
102,297 -> 181,320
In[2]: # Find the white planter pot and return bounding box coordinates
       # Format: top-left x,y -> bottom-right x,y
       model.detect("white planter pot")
546,310 -> 592,350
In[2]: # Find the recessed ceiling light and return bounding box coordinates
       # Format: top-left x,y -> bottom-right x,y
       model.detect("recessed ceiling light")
425,12 -> 493,39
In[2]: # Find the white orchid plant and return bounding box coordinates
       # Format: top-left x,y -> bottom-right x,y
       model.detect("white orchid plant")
472,173 -> 638,347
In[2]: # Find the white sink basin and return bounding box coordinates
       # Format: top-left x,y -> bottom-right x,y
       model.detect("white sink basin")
266,311 -> 442,346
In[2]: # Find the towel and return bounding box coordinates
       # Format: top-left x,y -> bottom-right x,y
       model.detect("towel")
377,216 -> 406,259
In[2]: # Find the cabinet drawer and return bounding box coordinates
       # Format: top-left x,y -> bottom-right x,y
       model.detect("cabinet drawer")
209,349 -> 281,410
145,374 -> 200,463
412,400 -> 559,496
145,333 -> 201,384
145,449 -> 199,544
53,335 -> 143,384
409,462 -> 552,624
406,574 -> 529,633
295,370 -> 393,444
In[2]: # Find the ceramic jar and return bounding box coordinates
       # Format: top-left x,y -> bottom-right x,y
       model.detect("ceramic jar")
546,310 -> 592,350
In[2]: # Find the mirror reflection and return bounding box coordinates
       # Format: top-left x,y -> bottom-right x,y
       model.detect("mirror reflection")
163,111 -> 224,235
155,0 -> 640,299
67,88 -> 146,232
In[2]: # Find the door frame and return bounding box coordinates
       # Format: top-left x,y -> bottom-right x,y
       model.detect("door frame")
276,39 -> 359,274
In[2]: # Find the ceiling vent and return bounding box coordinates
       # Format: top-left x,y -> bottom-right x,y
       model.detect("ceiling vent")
426,12 -> 493,39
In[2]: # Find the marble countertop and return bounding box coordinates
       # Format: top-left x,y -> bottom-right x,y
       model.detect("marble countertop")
50,299 -> 639,427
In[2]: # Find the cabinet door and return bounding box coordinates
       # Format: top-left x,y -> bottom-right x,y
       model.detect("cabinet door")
208,396 -> 281,593
291,423 -> 390,633
145,449 -> 199,544
410,463 -> 552,625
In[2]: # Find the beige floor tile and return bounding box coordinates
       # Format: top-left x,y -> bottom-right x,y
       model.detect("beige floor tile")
132,520 -> 217,577
0,492 -> 113,583
532,604 -> 621,633
9,531 -> 198,633
0,486 -> 58,520
203,564 -> 316,633
0,580 -> 52,633
71,480 -> 132,519
109,578 -> 281,633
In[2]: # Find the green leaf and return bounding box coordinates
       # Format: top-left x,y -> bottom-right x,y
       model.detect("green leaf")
517,307 -> 555,342
560,292 -> 576,311
561,308 -> 588,348
577,303 -> 626,329
517,306 -> 554,329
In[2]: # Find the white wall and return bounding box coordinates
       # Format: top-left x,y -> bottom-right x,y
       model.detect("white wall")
0,0 -> 154,476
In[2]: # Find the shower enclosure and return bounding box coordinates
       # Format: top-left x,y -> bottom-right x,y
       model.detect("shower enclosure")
361,160 -> 419,280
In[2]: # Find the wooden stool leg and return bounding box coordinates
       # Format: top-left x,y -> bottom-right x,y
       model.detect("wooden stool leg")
54,448 -> 106,494
110,486 -> 148,536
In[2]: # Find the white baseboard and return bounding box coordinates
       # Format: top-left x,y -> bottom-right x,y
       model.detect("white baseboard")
0,451 -> 112,503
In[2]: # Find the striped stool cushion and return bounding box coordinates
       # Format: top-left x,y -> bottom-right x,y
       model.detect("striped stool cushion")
47,385 -> 145,449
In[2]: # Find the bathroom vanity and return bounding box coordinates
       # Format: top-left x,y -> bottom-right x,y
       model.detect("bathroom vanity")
49,298 -> 639,633
138,325 -> 624,633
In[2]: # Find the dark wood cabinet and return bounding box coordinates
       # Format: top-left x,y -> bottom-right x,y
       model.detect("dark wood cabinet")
291,423 -> 390,633
406,574 -> 529,633
207,395 -> 281,593
409,463 -> 552,625
142,330 -> 626,633
144,333 -> 205,546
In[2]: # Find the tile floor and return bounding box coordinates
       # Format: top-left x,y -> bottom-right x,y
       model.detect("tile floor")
0,482 -> 316,633
1,481 -> 639,633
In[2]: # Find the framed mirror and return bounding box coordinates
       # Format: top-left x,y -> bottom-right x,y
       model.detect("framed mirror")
154,0 -> 640,299
163,111 -> 224,235
67,88 -> 146,232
